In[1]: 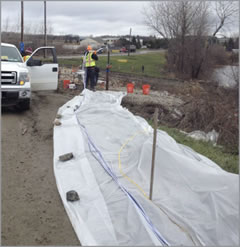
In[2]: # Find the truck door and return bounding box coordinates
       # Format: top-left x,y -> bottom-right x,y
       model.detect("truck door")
25,47 -> 58,91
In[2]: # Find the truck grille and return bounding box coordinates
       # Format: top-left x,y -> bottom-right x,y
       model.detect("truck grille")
1,71 -> 17,85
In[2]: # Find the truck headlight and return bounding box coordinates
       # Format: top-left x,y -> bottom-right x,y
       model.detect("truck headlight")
18,72 -> 30,85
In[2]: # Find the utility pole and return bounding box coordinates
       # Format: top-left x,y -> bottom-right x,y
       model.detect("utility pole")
128,28 -> 132,56
44,1 -> 47,57
19,1 -> 24,55
21,1 -> 24,43
149,108 -> 159,200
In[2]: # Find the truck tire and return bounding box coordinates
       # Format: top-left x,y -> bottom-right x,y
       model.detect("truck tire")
19,99 -> 30,111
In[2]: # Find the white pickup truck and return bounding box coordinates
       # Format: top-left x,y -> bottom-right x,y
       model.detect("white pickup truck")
1,43 -> 58,110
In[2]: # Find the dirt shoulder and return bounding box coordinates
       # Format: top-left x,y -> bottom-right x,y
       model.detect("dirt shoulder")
1,92 -> 80,245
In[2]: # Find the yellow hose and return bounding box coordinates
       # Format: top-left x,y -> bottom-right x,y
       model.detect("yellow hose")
117,128 -> 196,245
118,129 -> 149,199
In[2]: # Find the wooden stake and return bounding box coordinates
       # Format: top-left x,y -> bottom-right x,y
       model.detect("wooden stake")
106,46 -> 110,90
150,108 -> 158,200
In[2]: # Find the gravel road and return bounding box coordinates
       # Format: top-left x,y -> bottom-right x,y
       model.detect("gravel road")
1,91 -> 80,245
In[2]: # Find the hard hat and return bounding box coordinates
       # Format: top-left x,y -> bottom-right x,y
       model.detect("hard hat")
87,45 -> 92,51
25,47 -> 33,54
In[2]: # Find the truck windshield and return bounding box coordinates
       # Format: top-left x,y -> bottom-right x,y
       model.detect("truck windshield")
1,46 -> 23,63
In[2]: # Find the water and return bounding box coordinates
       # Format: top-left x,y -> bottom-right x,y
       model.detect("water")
212,65 -> 239,88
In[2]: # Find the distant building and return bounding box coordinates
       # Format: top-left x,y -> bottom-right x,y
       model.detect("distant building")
79,37 -> 105,49
62,44 -> 81,50
102,37 -> 120,46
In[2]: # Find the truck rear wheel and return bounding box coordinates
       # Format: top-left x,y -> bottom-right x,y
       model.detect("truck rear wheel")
19,99 -> 30,111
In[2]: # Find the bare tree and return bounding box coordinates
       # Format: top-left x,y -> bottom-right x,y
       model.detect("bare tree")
144,1 -> 210,39
24,20 -> 53,35
143,1 -> 239,79
144,1 -> 210,78
47,20 -> 54,35
2,17 -> 10,32
195,1 -> 239,78
212,1 -> 239,37
24,21 -> 33,34
2,14 -> 21,33
15,13 -> 21,33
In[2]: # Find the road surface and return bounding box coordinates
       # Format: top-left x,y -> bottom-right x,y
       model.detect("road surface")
1,92 -> 80,245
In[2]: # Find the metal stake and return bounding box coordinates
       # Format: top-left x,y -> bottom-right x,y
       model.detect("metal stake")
150,108 -> 159,200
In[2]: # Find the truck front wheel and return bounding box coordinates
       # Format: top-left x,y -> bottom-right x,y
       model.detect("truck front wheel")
19,99 -> 30,111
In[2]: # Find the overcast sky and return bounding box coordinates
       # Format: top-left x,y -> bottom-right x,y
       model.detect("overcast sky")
1,1 -> 239,37
1,1 -> 152,37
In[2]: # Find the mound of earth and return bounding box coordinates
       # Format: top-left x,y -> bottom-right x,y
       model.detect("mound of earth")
58,67 -> 238,153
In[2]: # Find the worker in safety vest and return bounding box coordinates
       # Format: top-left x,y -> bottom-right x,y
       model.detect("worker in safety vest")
23,47 -> 33,62
84,45 -> 98,91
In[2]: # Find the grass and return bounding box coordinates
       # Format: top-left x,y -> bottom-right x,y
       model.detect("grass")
58,58 -> 81,67
156,124 -> 239,174
58,51 -> 166,78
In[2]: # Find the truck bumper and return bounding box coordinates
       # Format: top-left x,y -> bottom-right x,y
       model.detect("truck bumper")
1,82 -> 31,106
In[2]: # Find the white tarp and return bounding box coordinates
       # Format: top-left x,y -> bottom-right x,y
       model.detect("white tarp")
53,89 -> 239,246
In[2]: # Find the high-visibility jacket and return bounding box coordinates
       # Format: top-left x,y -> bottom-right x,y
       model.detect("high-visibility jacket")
85,52 -> 96,67
23,55 -> 30,62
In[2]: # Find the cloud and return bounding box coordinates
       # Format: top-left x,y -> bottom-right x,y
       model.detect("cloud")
1,1 -> 150,36
1,1 -> 238,37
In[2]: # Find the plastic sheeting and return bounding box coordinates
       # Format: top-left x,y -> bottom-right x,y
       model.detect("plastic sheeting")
53,89 -> 239,246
